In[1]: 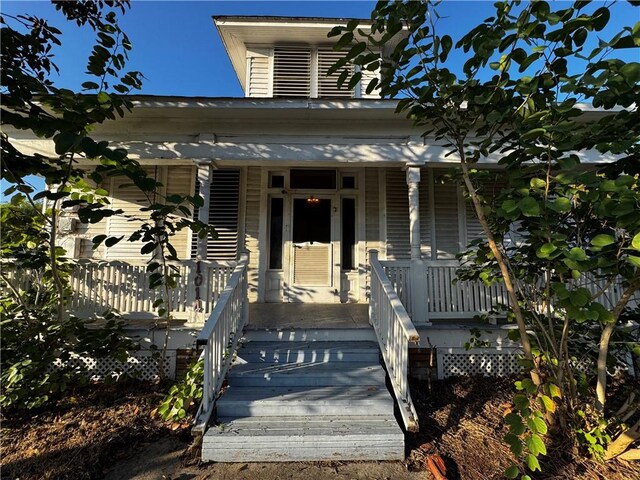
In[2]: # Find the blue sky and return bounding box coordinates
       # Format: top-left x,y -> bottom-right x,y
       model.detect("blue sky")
2,1 -> 637,96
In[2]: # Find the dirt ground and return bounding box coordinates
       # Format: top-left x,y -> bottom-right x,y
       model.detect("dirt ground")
2,377 -> 639,480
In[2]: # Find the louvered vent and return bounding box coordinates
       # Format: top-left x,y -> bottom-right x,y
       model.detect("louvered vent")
273,47 -> 311,97
317,49 -> 354,98
191,169 -> 241,260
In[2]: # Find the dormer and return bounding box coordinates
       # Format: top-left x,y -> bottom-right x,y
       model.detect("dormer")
214,16 -> 383,99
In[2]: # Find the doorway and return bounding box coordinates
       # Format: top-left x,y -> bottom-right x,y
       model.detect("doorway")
287,196 -> 339,302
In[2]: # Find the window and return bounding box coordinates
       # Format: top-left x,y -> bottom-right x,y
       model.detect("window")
317,49 -> 354,98
290,169 -> 336,189
268,197 -> 284,269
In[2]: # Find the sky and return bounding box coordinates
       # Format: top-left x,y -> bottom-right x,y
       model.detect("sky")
5,0 -> 637,98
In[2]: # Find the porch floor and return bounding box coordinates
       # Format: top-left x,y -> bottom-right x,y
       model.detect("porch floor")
247,303 -> 370,329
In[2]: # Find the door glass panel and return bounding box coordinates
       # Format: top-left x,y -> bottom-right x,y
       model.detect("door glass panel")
292,198 -> 331,243
341,198 -> 356,270
269,197 -> 284,269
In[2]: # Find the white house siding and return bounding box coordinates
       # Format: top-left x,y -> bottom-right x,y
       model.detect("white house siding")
247,47 -> 271,98
164,165 -> 196,259
244,166 -> 262,301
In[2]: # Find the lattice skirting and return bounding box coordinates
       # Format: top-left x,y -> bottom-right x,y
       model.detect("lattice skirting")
52,350 -> 177,381
436,347 -> 522,379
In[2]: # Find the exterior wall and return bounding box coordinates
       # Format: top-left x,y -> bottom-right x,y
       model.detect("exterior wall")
63,165 -> 195,262
244,166 -> 262,301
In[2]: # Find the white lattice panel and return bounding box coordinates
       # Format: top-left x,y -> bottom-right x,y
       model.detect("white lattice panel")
53,350 -> 176,381
437,348 -> 521,379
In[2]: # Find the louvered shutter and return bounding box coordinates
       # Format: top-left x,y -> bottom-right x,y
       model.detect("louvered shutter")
247,48 -> 271,98
419,168 -> 432,258
191,169 -> 241,260
385,169 -> 411,260
317,49 -> 354,98
273,47 -> 311,97
433,170 -> 461,259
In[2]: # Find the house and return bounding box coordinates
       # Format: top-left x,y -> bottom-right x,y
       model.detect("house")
6,16 -> 630,462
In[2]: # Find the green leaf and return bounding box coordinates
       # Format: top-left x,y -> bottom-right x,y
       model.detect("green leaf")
537,243 -> 557,259
505,433 -> 523,456
626,255 -> 640,268
505,465 -> 519,479
514,394 -> 529,410
526,434 -> 547,456
550,197 -> 571,213
567,247 -> 587,261
591,234 -> 615,248
501,199 -> 519,213
519,197 -> 540,217
525,453 -> 541,472
97,92 -> 111,104
631,233 -> 640,251
530,178 -> 547,189
521,128 -> 546,141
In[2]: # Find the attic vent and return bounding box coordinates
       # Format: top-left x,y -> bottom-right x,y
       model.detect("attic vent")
317,49 -> 354,98
191,169 -> 241,260
273,47 -> 311,97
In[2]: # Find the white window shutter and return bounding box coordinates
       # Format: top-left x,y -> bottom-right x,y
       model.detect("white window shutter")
432,170 -> 461,259
191,169 -> 241,260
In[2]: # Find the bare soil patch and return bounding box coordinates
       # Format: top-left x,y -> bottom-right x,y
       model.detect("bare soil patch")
2,377 -> 638,479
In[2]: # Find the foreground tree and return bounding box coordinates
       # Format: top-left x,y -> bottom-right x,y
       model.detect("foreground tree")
1,1 -> 211,408
331,0 -> 639,473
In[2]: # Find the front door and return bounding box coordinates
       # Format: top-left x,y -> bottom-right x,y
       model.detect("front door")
286,196 -> 339,302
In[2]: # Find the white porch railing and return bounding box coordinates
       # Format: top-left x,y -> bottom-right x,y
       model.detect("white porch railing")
68,259 -> 235,321
369,250 -> 420,432
381,259 -> 637,321
193,252 -> 249,434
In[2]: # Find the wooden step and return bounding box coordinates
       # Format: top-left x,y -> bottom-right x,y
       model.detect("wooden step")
202,415 -> 405,462
216,385 -> 393,417
243,328 -> 377,343
236,341 -> 380,364
227,361 -> 385,387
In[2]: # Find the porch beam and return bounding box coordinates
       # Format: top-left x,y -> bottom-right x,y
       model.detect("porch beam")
406,165 -> 430,325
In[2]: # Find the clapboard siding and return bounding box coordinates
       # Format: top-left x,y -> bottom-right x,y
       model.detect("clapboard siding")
360,64 -> 381,99
385,169 -> 410,260
244,167 -> 262,301
166,165 -> 195,258
105,167 -> 162,261
247,47 -> 271,98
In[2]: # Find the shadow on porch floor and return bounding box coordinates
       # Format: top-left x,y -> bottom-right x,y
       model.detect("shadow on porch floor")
247,303 -> 370,329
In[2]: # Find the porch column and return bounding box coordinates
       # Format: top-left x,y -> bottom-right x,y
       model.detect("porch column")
196,161 -> 213,259
406,166 -> 429,325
